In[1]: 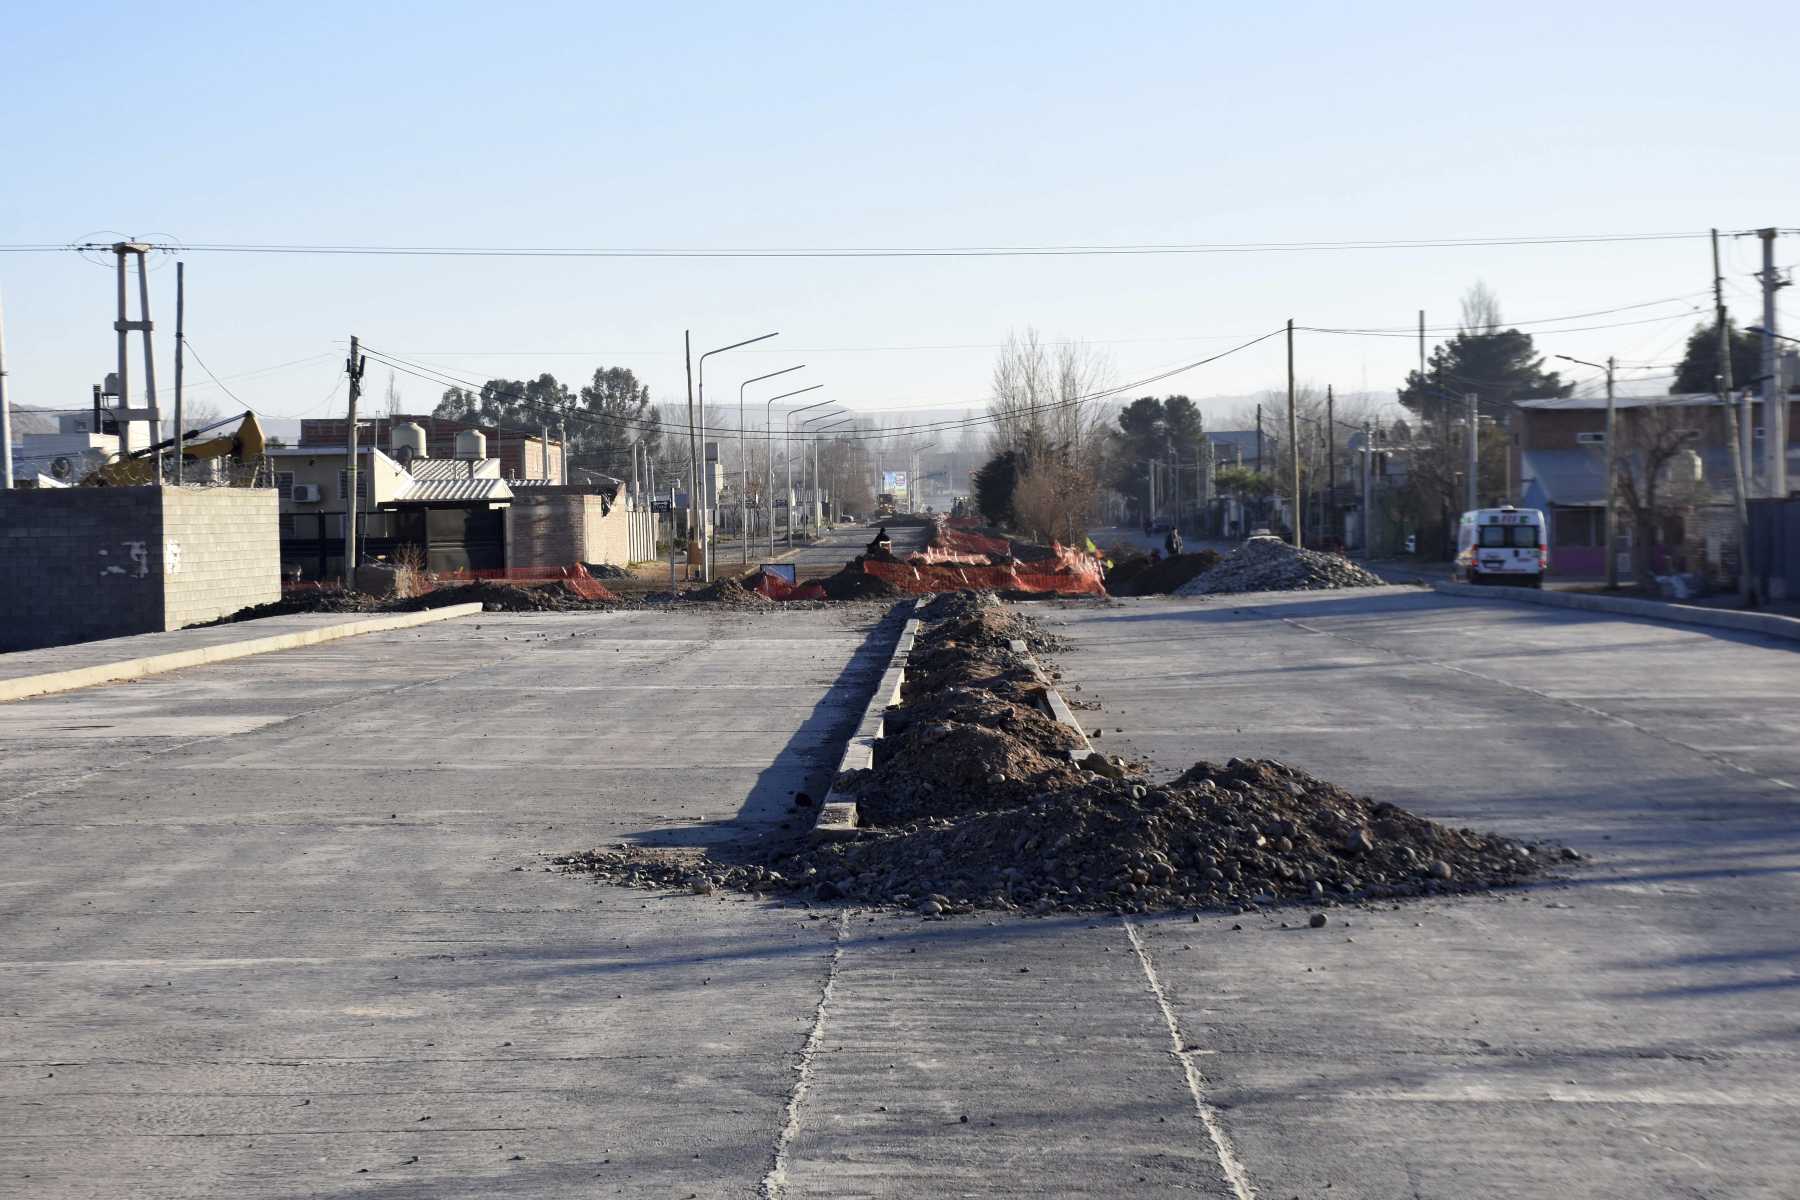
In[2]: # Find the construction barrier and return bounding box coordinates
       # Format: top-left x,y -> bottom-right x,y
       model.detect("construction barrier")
430,564 -> 622,601
862,557 -> 1106,597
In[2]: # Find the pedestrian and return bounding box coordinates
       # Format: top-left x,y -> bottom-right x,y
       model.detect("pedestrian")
1165,526 -> 1183,557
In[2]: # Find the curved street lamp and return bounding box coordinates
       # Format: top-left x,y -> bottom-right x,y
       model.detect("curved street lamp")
688,329 -> 777,580
791,406 -> 847,547
764,386 -> 824,556
736,365 -> 805,563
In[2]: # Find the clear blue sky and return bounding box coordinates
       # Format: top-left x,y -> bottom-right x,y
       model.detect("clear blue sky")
3,0 -> 1792,433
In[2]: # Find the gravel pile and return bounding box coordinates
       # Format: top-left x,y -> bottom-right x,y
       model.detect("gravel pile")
1176,538 -> 1385,595
685,577 -> 774,606
818,562 -> 905,600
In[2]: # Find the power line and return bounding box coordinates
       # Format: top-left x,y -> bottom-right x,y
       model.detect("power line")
3,230 -> 1718,260
358,329 -> 1285,447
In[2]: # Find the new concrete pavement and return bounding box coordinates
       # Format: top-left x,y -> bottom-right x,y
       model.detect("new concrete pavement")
5,582 -> 1797,1197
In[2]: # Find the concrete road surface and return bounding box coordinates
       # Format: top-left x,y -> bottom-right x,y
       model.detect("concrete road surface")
1033,587 -> 1800,1199
5,588 -> 1798,1197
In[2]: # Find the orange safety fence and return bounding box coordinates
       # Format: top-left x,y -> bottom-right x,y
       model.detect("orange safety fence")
429,564 -> 621,602
862,557 -> 1106,597
751,571 -> 828,601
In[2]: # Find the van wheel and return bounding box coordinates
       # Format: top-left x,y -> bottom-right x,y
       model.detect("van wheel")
1527,577 -> 1543,590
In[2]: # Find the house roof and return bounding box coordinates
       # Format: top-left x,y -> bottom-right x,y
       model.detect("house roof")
385,477 -> 515,504
405,456 -> 500,480
1516,392 -> 1729,412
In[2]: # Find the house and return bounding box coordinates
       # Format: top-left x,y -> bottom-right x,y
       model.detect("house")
1512,391 -> 1800,577
298,414 -> 564,484
272,425 -> 515,579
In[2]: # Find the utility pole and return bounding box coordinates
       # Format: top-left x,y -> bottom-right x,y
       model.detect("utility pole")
0,288 -> 12,491
1759,228 -> 1788,498
1360,420 -> 1374,555
1602,360 -> 1616,587
1714,229 -> 1753,603
1254,403 -> 1263,474
1465,393 -> 1479,513
343,336 -> 366,586
684,331 -> 697,579
1287,319 -> 1301,546
1326,384 -> 1336,542
1418,310 -> 1427,384
173,263 -> 185,484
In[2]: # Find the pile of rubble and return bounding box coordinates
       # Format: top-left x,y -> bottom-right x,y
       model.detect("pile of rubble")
1176,537 -> 1385,595
557,590 -> 1561,914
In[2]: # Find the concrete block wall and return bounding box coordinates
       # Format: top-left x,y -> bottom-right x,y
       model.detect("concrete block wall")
504,487 -> 632,568
0,486 -> 280,651
159,487 -> 281,630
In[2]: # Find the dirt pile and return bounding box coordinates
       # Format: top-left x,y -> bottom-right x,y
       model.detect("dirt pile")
557,589 -> 1563,915
1106,549 -> 1223,596
395,580 -> 625,612
817,561 -> 906,600
685,576 -> 774,606
1176,538 -> 1385,595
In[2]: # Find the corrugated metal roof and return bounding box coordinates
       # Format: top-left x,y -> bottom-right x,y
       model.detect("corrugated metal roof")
405,457 -> 501,480
1517,392 -> 1723,412
387,477 -> 514,504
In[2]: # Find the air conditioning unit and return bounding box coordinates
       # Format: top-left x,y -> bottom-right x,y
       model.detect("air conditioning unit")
292,483 -> 322,503
1576,432 -> 1606,445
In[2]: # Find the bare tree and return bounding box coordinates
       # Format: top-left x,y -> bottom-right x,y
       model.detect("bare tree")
1609,401 -> 1706,589
1459,281 -> 1503,336
987,328 -> 1112,460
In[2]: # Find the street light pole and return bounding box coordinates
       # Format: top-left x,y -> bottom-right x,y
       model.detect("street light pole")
797,409 -> 848,539
1557,354 -> 1619,589
738,364 -> 806,563
693,330 -> 778,581
786,398 -> 836,549
811,416 -> 854,530
764,385 -> 823,557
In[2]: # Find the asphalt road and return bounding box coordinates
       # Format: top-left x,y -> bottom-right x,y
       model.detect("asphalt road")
5,587 -> 1797,1197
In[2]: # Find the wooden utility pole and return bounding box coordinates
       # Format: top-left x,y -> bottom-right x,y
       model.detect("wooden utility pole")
343,336 -> 366,586
1603,357 -> 1618,590
0,288 -> 12,491
1714,229 -> 1752,603
1287,319 -> 1301,546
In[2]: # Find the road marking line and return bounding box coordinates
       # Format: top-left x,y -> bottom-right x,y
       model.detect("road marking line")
760,909 -> 847,1199
1123,917 -> 1257,1200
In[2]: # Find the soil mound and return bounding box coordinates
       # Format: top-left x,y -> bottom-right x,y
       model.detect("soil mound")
686,576 -> 773,605
818,562 -> 905,600
555,591 -> 1562,914
1176,538 -> 1384,595
1106,549 -> 1222,596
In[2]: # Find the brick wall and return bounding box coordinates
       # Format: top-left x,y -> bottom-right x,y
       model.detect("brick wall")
0,486 -> 279,651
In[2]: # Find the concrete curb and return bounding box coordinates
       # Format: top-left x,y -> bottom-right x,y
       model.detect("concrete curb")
812,599 -> 926,840
1009,638 -> 1095,755
0,603 -> 486,704
1432,581 -> 1800,645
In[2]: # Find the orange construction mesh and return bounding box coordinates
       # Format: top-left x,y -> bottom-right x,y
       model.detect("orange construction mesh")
862,557 -> 1105,596
430,564 -> 621,602
752,572 -> 827,601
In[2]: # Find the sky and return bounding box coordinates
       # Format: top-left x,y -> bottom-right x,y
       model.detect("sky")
3,0 -> 1794,441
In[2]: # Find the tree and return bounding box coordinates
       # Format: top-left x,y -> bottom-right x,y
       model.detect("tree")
987,328 -> 1111,460
973,450 -> 1026,527
1670,319 -> 1763,395
1610,402 -> 1706,589
1398,286 -> 1571,425
1105,395 -> 1206,519
1011,455 -> 1098,546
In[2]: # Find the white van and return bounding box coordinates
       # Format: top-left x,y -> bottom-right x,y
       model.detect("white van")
1455,506 -> 1547,587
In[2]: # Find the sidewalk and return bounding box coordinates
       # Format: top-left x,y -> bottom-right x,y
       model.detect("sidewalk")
0,605 -> 481,702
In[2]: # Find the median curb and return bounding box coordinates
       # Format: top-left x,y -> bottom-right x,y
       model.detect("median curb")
1009,637 -> 1094,755
0,603 -> 486,704
813,599 -> 926,840
1432,581 -> 1800,645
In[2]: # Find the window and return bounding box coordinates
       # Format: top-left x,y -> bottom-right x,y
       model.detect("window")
274,471 -> 295,500
1553,510 -> 1601,548
277,513 -> 296,537
1506,524 -> 1541,548
337,469 -> 368,502
1478,526 -> 1508,547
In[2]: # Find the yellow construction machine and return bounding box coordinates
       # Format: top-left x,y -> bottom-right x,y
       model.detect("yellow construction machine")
82,411 -> 269,486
